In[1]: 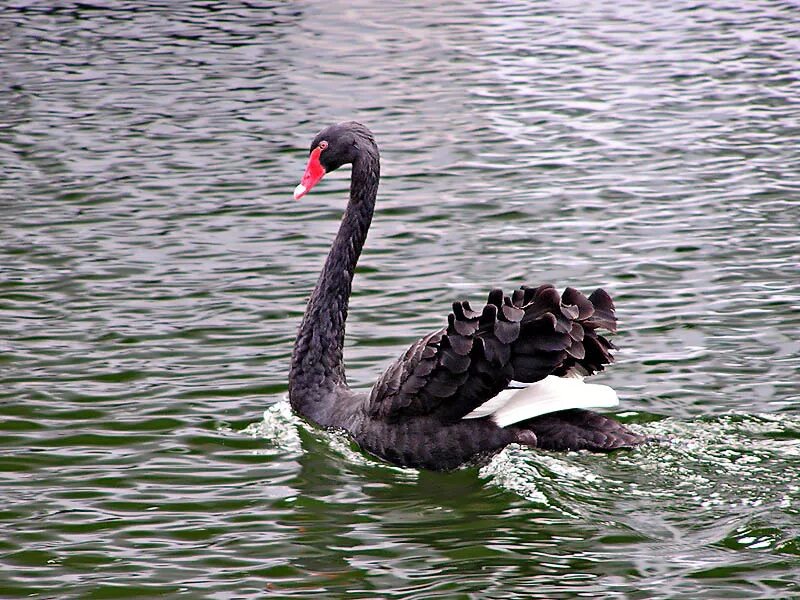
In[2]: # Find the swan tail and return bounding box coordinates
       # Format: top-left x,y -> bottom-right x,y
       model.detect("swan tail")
512,408 -> 649,452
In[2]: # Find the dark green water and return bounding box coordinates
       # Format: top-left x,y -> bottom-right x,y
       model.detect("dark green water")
2,2 -> 799,598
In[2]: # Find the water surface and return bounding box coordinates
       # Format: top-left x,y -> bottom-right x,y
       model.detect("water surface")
1,1 -> 799,597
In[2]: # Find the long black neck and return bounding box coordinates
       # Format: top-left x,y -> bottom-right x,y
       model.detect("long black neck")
289,146 -> 380,419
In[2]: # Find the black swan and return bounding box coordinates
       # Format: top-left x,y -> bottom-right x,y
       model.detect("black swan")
289,122 -> 646,471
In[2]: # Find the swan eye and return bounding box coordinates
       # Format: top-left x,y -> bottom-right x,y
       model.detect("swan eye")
319,140 -> 329,150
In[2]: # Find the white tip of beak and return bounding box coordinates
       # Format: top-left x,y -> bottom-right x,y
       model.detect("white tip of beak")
293,184 -> 307,200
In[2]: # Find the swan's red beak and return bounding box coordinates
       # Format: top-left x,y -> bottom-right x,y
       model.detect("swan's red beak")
294,147 -> 326,200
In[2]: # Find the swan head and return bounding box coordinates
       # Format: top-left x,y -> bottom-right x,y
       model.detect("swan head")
294,122 -> 377,200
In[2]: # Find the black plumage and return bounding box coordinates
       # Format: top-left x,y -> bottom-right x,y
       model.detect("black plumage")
288,122 -> 646,471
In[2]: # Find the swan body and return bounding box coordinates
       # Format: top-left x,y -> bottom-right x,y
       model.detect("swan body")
288,122 -> 646,471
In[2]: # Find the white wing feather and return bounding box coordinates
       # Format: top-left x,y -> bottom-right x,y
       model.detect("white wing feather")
462,375 -> 619,428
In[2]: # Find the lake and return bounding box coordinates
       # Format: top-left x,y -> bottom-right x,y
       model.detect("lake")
1,1 -> 799,597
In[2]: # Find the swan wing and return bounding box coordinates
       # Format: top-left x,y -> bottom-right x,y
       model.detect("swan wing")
368,285 -> 618,423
